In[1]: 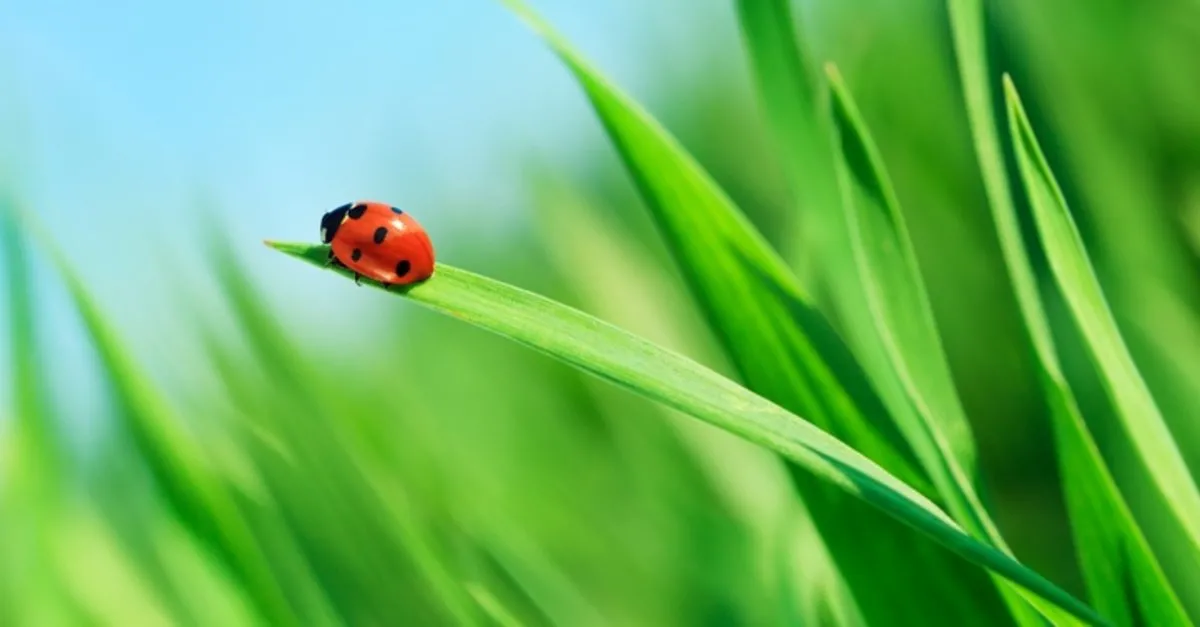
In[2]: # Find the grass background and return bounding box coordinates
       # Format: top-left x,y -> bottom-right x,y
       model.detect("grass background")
3,0 -> 1200,625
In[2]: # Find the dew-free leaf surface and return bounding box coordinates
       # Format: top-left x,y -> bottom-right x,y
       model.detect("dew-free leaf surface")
270,240 -> 1107,626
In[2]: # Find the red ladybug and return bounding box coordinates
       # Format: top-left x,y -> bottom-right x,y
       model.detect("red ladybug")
320,201 -> 435,287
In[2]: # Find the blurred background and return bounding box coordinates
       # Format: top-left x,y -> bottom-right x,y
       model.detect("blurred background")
2,0 -> 1200,624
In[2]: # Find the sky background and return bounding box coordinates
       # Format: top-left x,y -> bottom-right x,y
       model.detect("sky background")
0,0 -> 746,410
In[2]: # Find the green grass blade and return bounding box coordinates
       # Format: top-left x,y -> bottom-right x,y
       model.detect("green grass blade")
1043,380 -> 1192,626
730,1 -> 1025,620
467,584 -> 528,627
944,1 -> 1193,622
501,2 -> 1075,622
825,65 -> 980,502
499,1 -> 1034,621
18,218 -> 300,627
0,203 -> 77,626
496,0 -> 926,489
1004,76 -> 1199,623
205,230 -> 481,627
732,0 -> 838,285
270,240 -> 1108,626
529,179 -> 858,623
1006,74 -> 1200,551
1,202 -> 60,494
824,64 -> 1053,626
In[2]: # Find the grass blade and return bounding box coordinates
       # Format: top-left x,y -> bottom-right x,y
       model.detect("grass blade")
0,203 -> 77,625
1004,76 -> 1198,624
732,0 -> 838,285
826,65 -> 980,503
529,179 -> 856,623
1006,74 -> 1200,554
495,3 -> 1002,621
824,63 -> 1054,626
2,201 -> 60,497
496,0 -> 925,488
501,1 -> 1067,622
945,0 -> 1193,621
270,240 -> 1108,626
17,216 -> 301,627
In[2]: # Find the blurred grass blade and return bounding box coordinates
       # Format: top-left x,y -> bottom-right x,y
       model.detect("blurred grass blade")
18,217 -> 301,627
271,240 -> 1108,626
204,229 -> 481,627
1005,75 -> 1200,556
467,584 -> 527,627
732,0 -> 837,287
2,202 -> 60,494
0,203 -> 77,625
824,64 -> 1050,626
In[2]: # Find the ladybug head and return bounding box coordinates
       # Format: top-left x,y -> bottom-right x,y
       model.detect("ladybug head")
320,203 -> 352,244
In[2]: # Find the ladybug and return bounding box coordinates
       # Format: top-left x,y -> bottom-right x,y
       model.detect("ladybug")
320,201 -> 435,287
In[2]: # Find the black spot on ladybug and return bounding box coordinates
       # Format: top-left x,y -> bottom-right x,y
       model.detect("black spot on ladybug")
351,248 -> 362,262
391,206 -> 404,215
373,227 -> 387,244
348,204 -> 367,219
395,260 -> 411,277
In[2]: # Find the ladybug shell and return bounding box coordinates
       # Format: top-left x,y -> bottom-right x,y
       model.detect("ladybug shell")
330,201 -> 435,285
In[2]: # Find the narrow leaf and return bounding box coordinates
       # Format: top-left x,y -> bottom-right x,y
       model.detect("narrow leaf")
825,64 -> 1047,627
0,203 -> 78,627
732,0 -> 838,284
947,1 -> 1193,621
1006,74 -> 1200,556
18,216 -> 301,627
270,240 -> 1108,627
1004,75 -> 1197,625
732,1 -> 1019,621
496,0 -> 925,488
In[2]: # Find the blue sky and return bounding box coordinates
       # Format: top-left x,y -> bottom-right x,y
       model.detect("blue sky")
0,0 -> 741,412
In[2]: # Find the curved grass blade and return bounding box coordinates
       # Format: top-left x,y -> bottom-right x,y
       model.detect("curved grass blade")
492,4 -> 1030,622
0,203 -> 80,626
205,229 -> 482,627
529,179 -> 858,624
1004,76 -> 1197,625
945,1 -> 1193,621
16,216 -> 301,627
2,201 -> 60,496
270,240 -> 1108,626
1006,72 -> 1200,547
826,65 -> 981,504
825,64 -> 1051,627
496,0 -> 924,488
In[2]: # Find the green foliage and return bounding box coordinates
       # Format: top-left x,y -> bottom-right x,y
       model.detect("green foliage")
4,0 -> 1200,625
271,240 -> 1102,624
1003,77 -> 1194,626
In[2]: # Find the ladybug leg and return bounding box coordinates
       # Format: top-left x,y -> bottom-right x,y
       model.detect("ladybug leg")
354,273 -> 362,286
